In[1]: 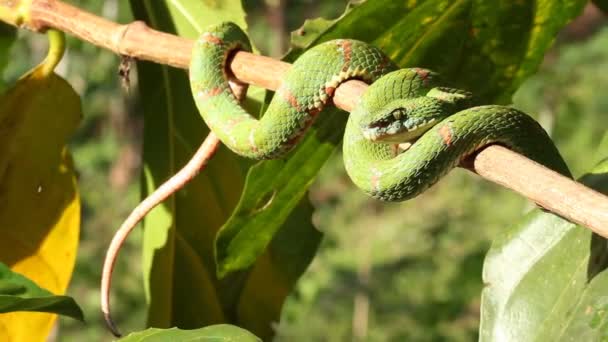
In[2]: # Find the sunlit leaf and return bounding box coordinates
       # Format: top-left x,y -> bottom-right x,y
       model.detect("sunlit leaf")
118,324 -> 261,342
0,65 -> 81,341
130,0 -> 237,326
480,134 -> 608,341
0,22 -> 15,90
0,262 -> 83,321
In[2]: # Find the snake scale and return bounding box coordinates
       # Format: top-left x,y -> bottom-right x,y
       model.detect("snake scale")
103,22 -> 571,336
190,22 -> 571,198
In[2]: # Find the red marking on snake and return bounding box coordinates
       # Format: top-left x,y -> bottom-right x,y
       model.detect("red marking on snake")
285,134 -> 303,148
438,125 -> 453,146
378,55 -> 392,73
325,86 -> 336,97
308,107 -> 322,117
225,117 -> 243,130
201,32 -> 223,45
340,40 -> 352,71
285,127 -> 309,147
280,87 -> 302,111
413,67 -> 431,85
285,112 -> 319,147
198,87 -> 223,101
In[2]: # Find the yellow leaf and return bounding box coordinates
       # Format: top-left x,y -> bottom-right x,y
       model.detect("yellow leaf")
0,65 -> 81,341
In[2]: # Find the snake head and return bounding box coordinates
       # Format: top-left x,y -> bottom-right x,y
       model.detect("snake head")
361,97 -> 450,143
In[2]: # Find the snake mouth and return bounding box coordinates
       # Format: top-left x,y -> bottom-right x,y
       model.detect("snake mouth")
362,118 -> 437,143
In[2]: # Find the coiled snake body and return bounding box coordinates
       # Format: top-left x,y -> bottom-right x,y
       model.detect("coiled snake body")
190,22 -> 571,197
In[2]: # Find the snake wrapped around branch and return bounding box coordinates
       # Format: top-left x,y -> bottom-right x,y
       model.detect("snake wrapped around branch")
190,22 -> 570,195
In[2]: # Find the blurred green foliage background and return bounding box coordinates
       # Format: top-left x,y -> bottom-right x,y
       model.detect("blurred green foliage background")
3,1 -> 606,340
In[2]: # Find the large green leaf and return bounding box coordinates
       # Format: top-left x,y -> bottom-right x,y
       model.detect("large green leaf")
0,262 -> 83,321
118,325 -> 260,342
130,1 -> 244,328
480,134 -> 608,341
288,0 -> 587,104
214,0 -> 588,276
215,112 -> 341,277
129,1 -> 320,339
0,22 -> 15,89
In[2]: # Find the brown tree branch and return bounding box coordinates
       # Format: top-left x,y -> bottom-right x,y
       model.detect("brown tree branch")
4,0 -> 608,238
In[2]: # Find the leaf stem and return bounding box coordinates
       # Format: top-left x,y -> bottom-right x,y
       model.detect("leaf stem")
40,28 -> 65,76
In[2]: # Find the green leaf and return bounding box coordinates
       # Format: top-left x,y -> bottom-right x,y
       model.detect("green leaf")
117,325 -> 261,342
0,262 -> 83,321
215,111 -> 340,277
559,267 -> 608,338
214,0 -> 588,276
0,23 -> 15,90
129,1 -> 320,339
480,134 -> 608,341
289,0 -> 587,104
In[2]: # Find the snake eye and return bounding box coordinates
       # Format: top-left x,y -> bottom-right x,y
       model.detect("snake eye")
369,118 -> 390,128
391,108 -> 406,120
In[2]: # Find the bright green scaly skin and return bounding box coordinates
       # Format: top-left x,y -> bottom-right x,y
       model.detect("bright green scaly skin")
190,23 -> 571,201
190,22 -> 396,159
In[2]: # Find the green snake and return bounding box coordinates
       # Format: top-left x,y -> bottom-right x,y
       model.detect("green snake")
189,22 -> 571,198
103,22 -> 572,336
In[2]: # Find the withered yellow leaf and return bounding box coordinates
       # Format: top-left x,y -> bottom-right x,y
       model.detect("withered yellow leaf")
0,65 -> 81,341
